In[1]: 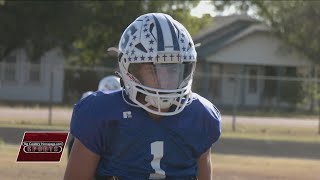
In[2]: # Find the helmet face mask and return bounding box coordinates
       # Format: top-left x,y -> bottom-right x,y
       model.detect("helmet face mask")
117,13 -> 197,116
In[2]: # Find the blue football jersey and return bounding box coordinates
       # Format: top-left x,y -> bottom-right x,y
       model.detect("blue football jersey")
70,90 -> 221,180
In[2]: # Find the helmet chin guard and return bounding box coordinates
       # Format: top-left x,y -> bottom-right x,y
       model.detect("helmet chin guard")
116,13 -> 197,116
129,80 -> 193,116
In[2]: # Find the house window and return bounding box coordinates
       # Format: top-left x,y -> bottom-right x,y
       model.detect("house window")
249,69 -> 257,93
3,55 -> 17,82
28,63 -> 41,83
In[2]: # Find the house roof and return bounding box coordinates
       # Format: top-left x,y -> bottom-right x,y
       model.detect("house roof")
194,14 -> 258,41
194,14 -> 267,59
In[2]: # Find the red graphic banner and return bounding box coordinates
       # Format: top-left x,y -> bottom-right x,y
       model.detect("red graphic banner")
16,131 -> 69,162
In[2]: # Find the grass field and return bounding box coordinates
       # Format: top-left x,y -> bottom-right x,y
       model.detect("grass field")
0,144 -> 66,180
0,144 -> 319,180
0,106 -> 319,179
212,153 -> 320,180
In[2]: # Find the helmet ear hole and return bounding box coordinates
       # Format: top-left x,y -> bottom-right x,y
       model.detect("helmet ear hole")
120,78 -> 124,88
118,52 -> 123,62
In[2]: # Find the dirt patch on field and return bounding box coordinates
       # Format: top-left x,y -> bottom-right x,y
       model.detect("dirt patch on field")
0,145 -> 67,180
0,106 -> 318,128
0,106 -> 72,125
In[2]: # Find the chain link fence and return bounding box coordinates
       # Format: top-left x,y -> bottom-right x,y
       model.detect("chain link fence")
0,62 -> 319,135
193,69 -> 320,135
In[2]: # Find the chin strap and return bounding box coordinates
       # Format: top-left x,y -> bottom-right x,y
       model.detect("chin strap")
117,71 -> 140,108
115,71 -> 125,88
185,91 -> 194,105
121,89 -> 140,108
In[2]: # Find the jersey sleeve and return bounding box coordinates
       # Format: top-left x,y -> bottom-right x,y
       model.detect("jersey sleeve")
196,102 -> 221,158
205,104 -> 221,148
70,96 -> 104,155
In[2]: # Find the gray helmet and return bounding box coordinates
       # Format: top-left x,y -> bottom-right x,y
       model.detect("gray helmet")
81,91 -> 93,99
98,75 -> 121,91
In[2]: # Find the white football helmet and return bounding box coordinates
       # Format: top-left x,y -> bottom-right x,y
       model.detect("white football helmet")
98,75 -> 121,91
115,13 -> 197,116
81,91 -> 93,100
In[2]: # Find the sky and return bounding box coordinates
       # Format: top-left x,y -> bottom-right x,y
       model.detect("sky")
191,1 -> 257,18
190,1 -> 217,18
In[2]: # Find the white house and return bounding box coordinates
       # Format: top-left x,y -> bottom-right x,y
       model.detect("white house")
0,47 -> 64,103
193,15 -> 314,109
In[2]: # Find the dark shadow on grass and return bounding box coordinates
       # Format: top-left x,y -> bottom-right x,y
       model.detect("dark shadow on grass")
213,137 -> 320,160
1,127 -> 319,160
0,127 -> 71,145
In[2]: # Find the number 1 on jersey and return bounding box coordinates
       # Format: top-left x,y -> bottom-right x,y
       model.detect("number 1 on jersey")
149,141 -> 166,179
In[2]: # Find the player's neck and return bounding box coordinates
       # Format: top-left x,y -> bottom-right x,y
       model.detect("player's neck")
146,106 -> 169,122
137,94 -> 168,121
147,112 -> 164,122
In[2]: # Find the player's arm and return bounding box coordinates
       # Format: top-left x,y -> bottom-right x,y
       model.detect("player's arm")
197,148 -> 212,180
64,138 -> 100,180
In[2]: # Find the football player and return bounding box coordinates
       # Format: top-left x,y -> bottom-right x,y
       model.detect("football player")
98,75 -> 121,92
64,13 -> 221,180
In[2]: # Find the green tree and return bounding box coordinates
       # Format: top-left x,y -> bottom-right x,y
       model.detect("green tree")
0,1 -> 91,61
0,0 -> 210,66
70,0 -> 207,66
0,0 -> 213,102
211,0 -> 320,63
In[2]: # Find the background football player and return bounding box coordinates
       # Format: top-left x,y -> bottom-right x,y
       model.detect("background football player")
67,75 -> 121,157
64,13 -> 221,180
